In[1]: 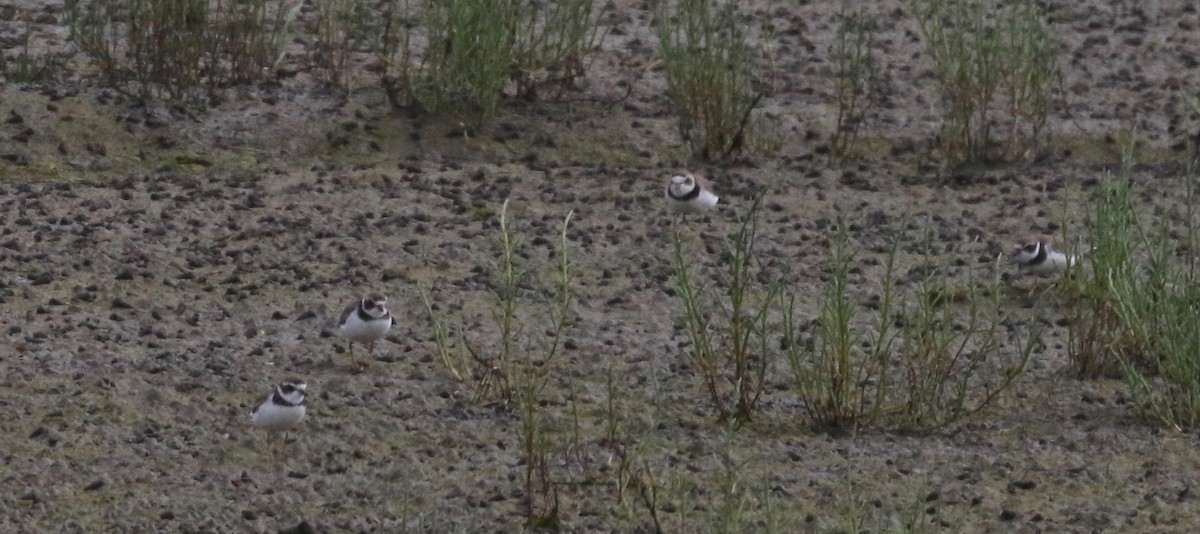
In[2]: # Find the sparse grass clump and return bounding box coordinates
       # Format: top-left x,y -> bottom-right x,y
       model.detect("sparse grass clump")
510,0 -> 604,101
914,0 -> 1059,166
786,223 -> 1038,433
313,0 -> 368,89
891,249 -> 1038,431
830,3 -> 879,161
671,200 -> 778,427
378,0 -> 602,126
670,207 -> 1036,434
2,21 -> 69,83
1063,153 -> 1139,377
1066,132 -> 1200,427
64,0 -> 290,104
422,199 -> 574,405
413,0 -> 519,124
784,223 -> 881,430
61,0 -> 601,115
421,199 -> 575,525
655,0 -> 765,161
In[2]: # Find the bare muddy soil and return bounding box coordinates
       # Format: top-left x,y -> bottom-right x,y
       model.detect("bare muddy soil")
2,0 -> 1200,532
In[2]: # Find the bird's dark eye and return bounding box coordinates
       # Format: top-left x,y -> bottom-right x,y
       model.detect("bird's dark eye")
281,385 -> 294,393
364,299 -> 375,308
1023,243 -> 1037,252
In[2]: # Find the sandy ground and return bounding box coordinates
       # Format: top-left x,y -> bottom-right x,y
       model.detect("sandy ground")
2,0 -> 1200,532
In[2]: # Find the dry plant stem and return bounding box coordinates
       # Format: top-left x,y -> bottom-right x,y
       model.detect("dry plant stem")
670,199 -> 772,427
492,198 -> 519,403
914,0 -> 1058,166
655,0 -> 764,160
1067,137 -> 1138,378
787,222 -> 866,430
831,2 -> 878,161
671,220 -> 724,417
64,0 -> 287,105
789,222 -> 1035,433
511,0 -> 604,100
1101,133 -> 1200,428
314,0 -> 359,88
418,285 -> 464,382
896,254 -> 1037,432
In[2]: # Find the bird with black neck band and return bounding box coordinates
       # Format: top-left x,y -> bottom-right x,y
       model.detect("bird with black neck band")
1009,236 -> 1078,275
664,173 -> 719,213
337,292 -> 392,367
251,378 -> 307,464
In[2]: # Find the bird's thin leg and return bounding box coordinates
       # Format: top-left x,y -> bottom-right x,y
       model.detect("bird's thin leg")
348,341 -> 363,370
279,431 -> 289,469
265,431 -> 277,464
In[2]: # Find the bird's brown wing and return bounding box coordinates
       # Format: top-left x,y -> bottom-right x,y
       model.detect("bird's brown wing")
693,174 -> 716,193
338,300 -> 357,326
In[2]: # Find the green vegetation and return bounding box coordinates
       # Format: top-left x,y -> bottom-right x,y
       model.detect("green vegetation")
889,244 -> 1038,432
914,0 -> 1059,166
61,0 -> 601,119
655,0 -> 764,160
1063,144 -> 1139,378
1063,132 -> 1200,427
1,21 -> 68,83
510,0 -> 604,101
16,1 -> 1200,531
421,200 -> 575,525
671,200 -> 778,426
670,203 -> 1036,434
64,0 -> 288,103
787,223 -> 1038,433
422,199 -> 574,406
314,0 -> 366,89
785,223 -> 879,430
377,0 -> 602,126
412,0 -> 519,124
830,3 -> 879,161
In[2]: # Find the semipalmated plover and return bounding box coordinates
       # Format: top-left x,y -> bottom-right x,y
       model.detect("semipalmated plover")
251,378 -> 307,463
665,173 -> 719,212
1010,237 -> 1077,274
338,293 -> 392,359
251,379 -> 308,431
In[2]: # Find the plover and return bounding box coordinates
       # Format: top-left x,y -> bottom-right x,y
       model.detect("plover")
252,379 -> 308,430
1010,237 -> 1077,275
338,293 -> 392,359
251,379 -> 307,462
664,173 -> 719,212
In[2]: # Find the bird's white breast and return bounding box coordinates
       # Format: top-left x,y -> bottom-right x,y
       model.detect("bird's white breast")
691,189 -> 719,209
252,399 -> 306,431
339,312 -> 391,343
1032,250 -> 1074,274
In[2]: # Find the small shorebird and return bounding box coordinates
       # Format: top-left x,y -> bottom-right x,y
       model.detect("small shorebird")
1009,236 -> 1078,275
251,379 -> 307,461
664,173 -> 719,212
337,293 -> 392,362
